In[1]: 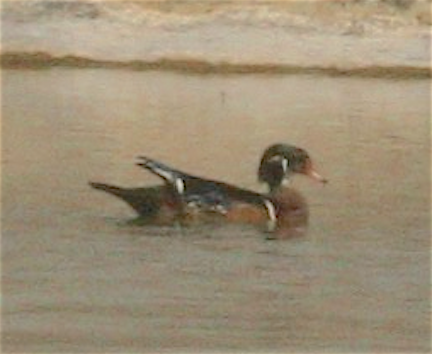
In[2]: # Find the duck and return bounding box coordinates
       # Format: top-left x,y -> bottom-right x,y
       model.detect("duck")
258,143 -> 327,192
89,143 -> 327,237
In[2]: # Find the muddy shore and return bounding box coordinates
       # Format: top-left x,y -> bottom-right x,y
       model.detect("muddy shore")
2,1 -> 431,77
2,51 -> 430,79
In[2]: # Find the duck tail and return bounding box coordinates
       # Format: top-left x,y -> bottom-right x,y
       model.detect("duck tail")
89,182 -> 126,198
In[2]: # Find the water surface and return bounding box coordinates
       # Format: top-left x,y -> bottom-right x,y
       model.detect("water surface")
2,69 -> 430,352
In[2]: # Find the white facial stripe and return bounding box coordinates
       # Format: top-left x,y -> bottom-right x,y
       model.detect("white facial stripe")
175,178 -> 185,195
282,158 -> 288,173
268,155 -> 284,163
263,199 -> 277,232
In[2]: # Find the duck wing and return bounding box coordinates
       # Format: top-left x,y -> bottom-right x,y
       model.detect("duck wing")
136,156 -> 277,230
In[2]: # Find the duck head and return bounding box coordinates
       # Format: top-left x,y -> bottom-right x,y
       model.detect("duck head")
258,144 -> 327,192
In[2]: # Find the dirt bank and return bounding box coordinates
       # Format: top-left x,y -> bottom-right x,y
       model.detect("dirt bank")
2,1 -> 430,74
2,51 -> 430,79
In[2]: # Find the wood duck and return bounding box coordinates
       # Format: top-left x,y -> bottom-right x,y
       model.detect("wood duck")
89,143 -> 326,237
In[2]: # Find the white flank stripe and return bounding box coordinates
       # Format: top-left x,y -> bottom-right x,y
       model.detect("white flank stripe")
263,199 -> 277,232
175,178 -> 185,194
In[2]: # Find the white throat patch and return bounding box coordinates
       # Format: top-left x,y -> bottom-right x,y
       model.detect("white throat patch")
281,177 -> 292,187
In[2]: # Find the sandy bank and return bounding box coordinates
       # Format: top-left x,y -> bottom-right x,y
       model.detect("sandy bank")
1,1 -> 431,76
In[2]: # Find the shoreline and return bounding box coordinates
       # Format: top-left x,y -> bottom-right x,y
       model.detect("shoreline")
2,1 -> 430,80
2,52 -> 431,80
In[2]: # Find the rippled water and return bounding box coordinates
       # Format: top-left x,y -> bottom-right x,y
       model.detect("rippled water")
2,69 -> 430,352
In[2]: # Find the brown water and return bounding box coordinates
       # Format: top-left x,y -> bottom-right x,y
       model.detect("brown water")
2,69 -> 430,352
